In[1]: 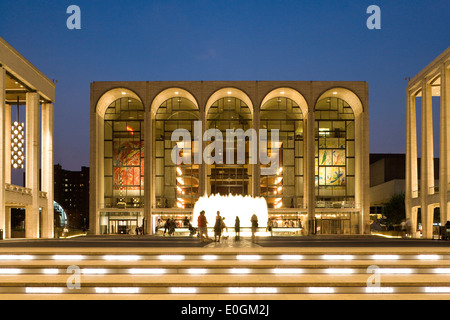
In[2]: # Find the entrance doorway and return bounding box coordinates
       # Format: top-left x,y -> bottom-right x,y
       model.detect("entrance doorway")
316,218 -> 350,234
108,219 -> 137,234
315,213 -> 354,234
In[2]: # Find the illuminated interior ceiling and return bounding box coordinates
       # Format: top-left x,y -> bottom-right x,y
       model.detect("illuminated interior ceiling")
96,88 -> 143,118
4,72 -> 50,105
193,194 -> 268,228
414,76 -> 442,97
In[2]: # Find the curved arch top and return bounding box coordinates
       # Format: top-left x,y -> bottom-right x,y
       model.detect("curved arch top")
315,87 -> 364,116
151,87 -> 199,116
260,87 -> 309,116
205,87 -> 254,116
96,87 -> 144,118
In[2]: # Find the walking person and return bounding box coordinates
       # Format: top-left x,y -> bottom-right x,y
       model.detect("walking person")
405,219 -> 412,238
401,219 -> 407,238
168,219 -> 176,236
234,216 -> 240,241
266,218 -> 273,236
221,217 -> 228,240
251,213 -> 258,242
163,218 -> 171,236
214,211 -> 223,242
197,210 -> 209,242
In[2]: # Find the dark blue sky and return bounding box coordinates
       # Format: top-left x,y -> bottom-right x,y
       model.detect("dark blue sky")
0,0 -> 449,171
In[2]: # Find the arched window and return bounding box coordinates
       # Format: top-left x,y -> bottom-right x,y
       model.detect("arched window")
314,96 -> 355,203
260,97 -> 304,208
155,97 -> 200,208
206,97 -> 252,196
103,97 -> 144,208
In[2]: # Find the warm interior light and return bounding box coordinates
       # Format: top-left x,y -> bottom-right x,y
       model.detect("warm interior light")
11,121 -> 25,169
126,126 -> 134,135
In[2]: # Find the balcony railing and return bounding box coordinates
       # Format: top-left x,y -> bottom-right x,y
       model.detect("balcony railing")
5,184 -> 48,198
315,201 -> 359,209
5,183 -> 32,195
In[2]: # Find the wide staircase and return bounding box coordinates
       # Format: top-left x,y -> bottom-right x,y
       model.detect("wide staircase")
0,238 -> 450,299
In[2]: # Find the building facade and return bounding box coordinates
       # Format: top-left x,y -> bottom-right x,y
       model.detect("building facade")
54,164 -> 89,229
406,48 -> 450,239
90,81 -> 369,236
0,36 -> 54,239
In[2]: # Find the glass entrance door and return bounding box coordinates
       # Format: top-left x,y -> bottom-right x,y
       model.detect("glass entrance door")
315,215 -> 351,234
109,219 -> 138,234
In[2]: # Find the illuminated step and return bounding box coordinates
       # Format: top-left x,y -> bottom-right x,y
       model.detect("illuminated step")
1,267 -> 450,275
0,253 -> 448,261
0,286 -> 449,295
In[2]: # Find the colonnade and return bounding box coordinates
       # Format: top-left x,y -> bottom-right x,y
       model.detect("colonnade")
406,48 -> 450,239
0,36 -> 55,239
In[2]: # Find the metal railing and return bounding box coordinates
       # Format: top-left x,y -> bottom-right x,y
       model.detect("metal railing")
315,201 -> 360,209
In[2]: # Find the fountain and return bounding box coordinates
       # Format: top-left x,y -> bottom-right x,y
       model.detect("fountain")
192,194 -> 268,229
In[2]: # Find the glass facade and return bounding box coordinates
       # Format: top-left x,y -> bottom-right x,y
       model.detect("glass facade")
314,97 -> 355,205
155,97 -> 200,209
206,97 -> 252,196
93,83 -> 369,236
103,97 -> 144,209
260,97 -> 304,208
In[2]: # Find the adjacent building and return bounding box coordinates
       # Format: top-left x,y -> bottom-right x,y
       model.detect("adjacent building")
0,36 -> 54,238
90,81 -> 370,235
406,47 -> 450,239
54,164 -> 89,229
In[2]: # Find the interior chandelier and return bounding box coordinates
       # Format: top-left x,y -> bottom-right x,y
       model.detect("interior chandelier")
11,97 -> 24,169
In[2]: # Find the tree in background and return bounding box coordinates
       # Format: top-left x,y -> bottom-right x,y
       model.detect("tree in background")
384,192 -> 405,226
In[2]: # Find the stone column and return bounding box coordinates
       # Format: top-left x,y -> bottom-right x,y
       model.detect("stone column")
41,103 -> 54,238
253,99 -> 260,198
440,65 -> 450,224
200,103 -> 207,196
88,104 -> 98,235
420,80 -> 434,239
0,66 -> 5,239
5,104 -> 10,184
25,92 -> 40,238
144,104 -> 152,234
305,110 -> 315,235
406,91 -> 419,237
361,105 -> 371,234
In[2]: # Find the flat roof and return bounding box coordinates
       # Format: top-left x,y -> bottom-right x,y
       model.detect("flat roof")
0,36 -> 55,102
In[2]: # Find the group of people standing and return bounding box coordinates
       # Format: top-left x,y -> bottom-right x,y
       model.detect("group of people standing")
197,210 -> 260,243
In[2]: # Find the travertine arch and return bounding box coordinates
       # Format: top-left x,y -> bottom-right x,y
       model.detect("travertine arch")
205,87 -> 254,116
314,87 -> 364,116
260,87 -> 309,116
95,87 -> 144,118
150,87 -> 199,116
